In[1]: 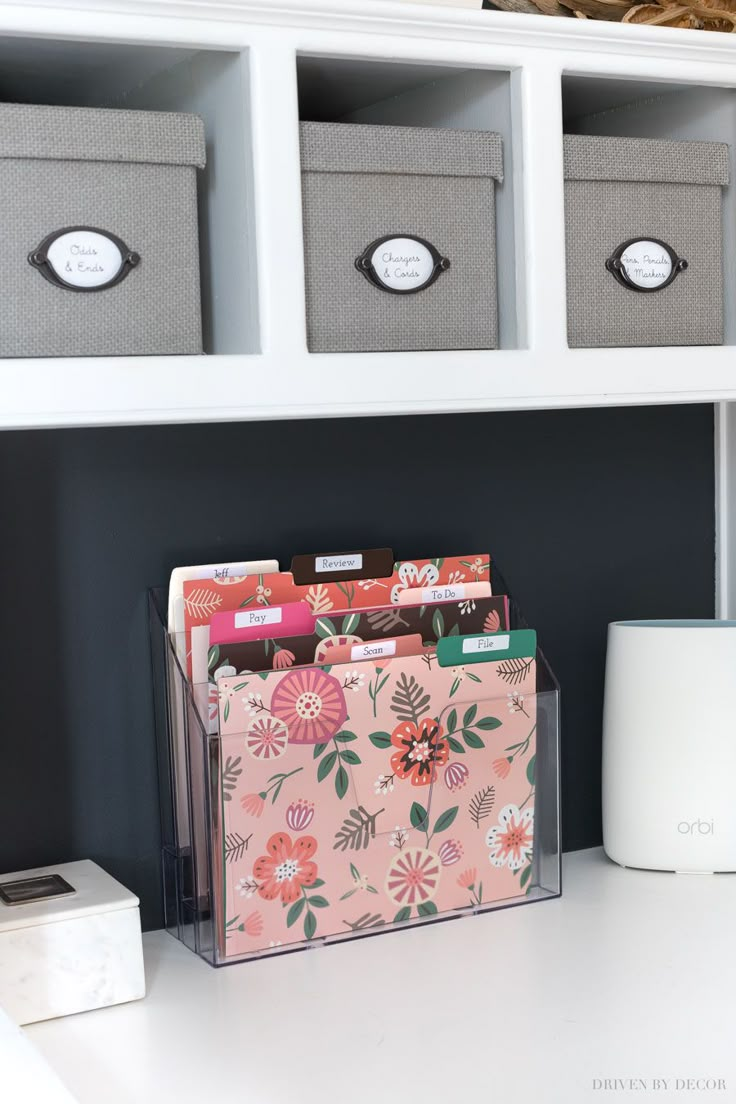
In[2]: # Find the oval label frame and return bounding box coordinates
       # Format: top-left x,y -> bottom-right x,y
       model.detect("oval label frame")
355,234 -> 450,295
605,237 -> 687,293
28,226 -> 140,292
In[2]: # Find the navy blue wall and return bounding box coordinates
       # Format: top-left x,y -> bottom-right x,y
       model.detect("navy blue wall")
0,404 -> 715,928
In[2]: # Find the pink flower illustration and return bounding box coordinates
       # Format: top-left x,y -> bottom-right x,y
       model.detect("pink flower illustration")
444,761 -> 469,791
437,839 -> 463,866
456,867 -> 477,890
273,648 -> 295,670
253,833 -> 319,904
486,805 -> 534,871
286,798 -> 315,832
270,668 -> 347,744
385,847 -> 441,906
483,609 -> 501,633
242,911 -> 263,937
492,757 -> 512,780
241,792 -> 265,817
245,717 -> 288,761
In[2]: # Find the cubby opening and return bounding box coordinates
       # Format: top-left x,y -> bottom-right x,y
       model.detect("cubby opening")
562,76 -> 736,345
0,37 -> 258,356
296,55 -> 522,351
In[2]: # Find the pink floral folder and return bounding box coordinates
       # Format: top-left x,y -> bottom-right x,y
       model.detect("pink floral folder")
216,642 -> 537,959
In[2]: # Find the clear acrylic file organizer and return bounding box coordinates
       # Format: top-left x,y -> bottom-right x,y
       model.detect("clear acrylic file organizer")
149,585 -> 560,967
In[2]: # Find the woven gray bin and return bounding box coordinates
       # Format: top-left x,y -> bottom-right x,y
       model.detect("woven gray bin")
564,134 -> 729,349
300,121 -> 503,353
0,103 -> 206,358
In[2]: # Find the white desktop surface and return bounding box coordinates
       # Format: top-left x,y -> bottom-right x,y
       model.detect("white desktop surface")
19,848 -> 736,1103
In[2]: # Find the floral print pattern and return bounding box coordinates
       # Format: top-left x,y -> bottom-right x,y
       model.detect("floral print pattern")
389,561 -> 440,605
270,668 -> 347,745
253,832 -> 319,903
286,798 -> 315,831
444,761 -> 469,791
390,718 -> 449,787
245,717 -> 288,761
385,847 -> 441,906
486,805 -> 534,871
217,644 -> 537,958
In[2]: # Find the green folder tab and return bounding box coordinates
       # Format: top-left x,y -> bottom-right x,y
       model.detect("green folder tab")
436,629 -> 537,668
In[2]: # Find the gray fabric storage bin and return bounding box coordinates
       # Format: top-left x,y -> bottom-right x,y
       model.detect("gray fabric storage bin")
300,121 -> 503,353
0,103 -> 206,358
564,134 -> 729,348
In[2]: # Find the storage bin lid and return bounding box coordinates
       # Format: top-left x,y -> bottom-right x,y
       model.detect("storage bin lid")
0,860 -> 139,933
0,103 -> 206,169
300,121 -> 503,181
564,134 -> 729,186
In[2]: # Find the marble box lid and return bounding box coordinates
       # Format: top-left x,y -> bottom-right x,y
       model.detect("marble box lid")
0,861 -> 139,933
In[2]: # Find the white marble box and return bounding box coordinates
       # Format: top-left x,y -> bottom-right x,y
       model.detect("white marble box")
0,860 -> 145,1026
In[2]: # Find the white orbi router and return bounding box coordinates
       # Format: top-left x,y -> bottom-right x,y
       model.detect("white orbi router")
602,620 -> 736,873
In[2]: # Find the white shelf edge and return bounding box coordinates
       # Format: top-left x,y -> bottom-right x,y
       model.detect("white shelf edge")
0,348 -> 734,429
12,0 -> 736,69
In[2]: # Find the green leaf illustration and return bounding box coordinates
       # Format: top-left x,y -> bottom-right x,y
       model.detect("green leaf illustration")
477,716 -> 502,731
224,699 -> 230,723
207,645 -> 220,671
417,900 -> 438,917
369,731 -> 391,749
410,801 -> 428,829
526,755 -> 536,785
339,749 -> 362,766
463,704 -> 478,727
349,863 -> 360,880
317,751 -> 337,781
448,624 -> 460,636
446,708 -> 458,734
394,906 -> 411,923
286,898 -> 306,927
334,731 -> 357,743
313,742 -> 328,758
520,864 -> 533,890
335,765 -> 349,799
432,608 -> 445,639
433,806 -> 459,835
447,736 -> 465,755
315,617 -> 337,640
308,878 -> 325,889
304,910 -> 317,940
463,730 -> 485,749
308,895 -> 329,908
342,612 -> 360,635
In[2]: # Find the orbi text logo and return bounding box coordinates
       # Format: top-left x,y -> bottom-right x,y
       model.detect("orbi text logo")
677,819 -> 715,835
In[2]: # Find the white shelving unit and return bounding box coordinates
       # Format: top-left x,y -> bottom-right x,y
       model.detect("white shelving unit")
1,0 -> 736,432
1,6 -> 734,1096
